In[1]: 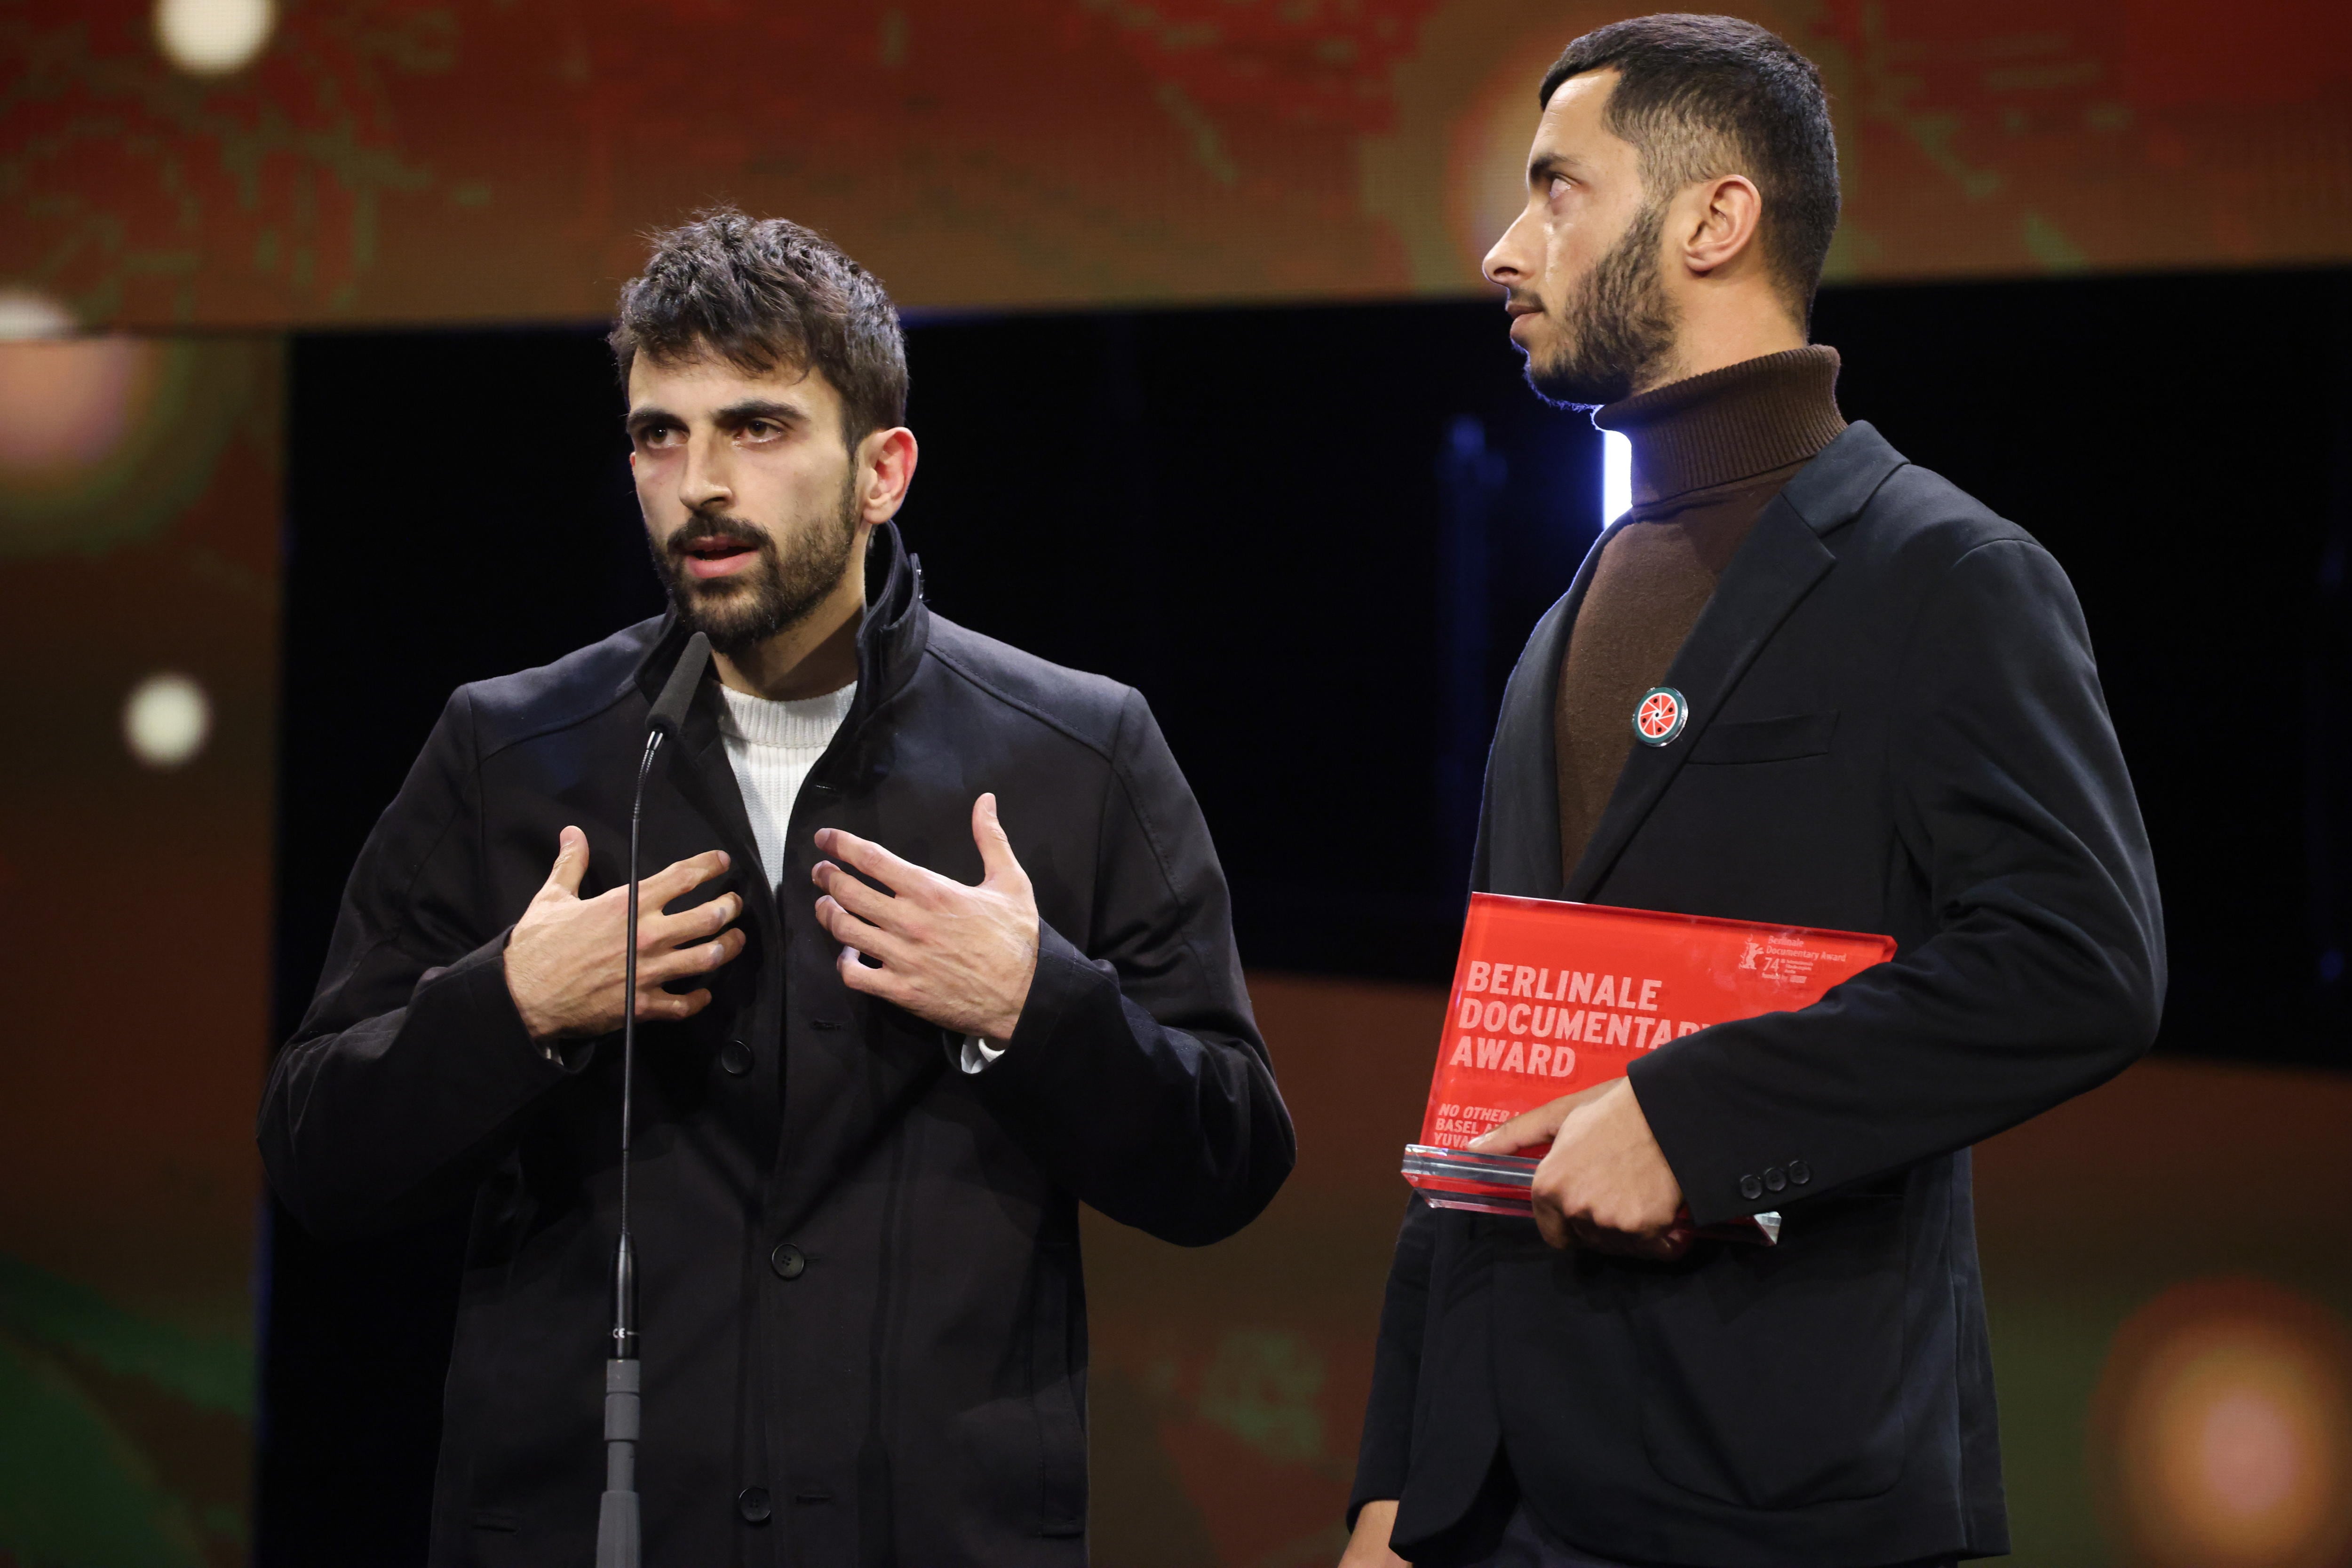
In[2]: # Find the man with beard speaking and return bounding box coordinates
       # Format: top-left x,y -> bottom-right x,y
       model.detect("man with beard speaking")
261,210 -> 1294,1566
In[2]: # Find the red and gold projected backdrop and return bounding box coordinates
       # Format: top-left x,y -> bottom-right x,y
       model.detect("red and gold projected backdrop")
0,335 -> 281,1568
6,0 -> 2352,328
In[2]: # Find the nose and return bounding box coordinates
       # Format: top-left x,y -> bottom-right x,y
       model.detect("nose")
1483,205 -> 1533,289
680,430 -> 733,512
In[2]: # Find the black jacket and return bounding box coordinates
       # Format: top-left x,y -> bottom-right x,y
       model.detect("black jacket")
260,525 -> 1295,1567
1352,425 -> 2163,1567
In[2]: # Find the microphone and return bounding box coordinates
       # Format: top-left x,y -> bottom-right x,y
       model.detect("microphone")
597,631 -> 711,1568
648,630 -> 711,741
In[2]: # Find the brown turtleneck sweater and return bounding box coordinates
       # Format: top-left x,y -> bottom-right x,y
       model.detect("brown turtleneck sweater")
1555,345 -> 1848,880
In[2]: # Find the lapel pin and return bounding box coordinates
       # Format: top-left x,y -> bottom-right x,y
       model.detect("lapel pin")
1634,687 -> 1688,746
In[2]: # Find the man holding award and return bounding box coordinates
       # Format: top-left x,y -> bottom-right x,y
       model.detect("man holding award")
1345,15 -> 2161,1568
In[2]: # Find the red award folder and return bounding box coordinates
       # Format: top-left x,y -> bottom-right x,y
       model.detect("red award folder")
1402,894 -> 1896,1240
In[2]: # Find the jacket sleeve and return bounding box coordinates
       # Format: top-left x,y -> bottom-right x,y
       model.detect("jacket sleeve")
971,689 -> 1296,1245
257,689 -> 571,1238
1349,1193 -> 1437,1522
1630,537 -> 2166,1227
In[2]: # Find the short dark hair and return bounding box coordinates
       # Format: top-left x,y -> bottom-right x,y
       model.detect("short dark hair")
1541,14 -> 1839,321
610,208 -> 908,450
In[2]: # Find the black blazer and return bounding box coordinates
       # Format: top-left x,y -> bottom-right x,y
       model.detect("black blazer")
259,525 -> 1295,1567
1352,424 -> 2163,1567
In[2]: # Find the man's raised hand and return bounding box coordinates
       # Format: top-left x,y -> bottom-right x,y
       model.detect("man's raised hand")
502,827 -> 745,1042
810,793 -> 1040,1042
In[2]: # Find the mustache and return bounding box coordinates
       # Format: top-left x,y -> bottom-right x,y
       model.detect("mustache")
666,513 -> 775,555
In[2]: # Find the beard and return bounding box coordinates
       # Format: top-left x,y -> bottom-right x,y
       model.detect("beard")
1522,198 -> 1679,410
649,472 -> 862,657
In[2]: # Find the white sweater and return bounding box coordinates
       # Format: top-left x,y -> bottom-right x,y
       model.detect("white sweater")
716,681 -> 857,887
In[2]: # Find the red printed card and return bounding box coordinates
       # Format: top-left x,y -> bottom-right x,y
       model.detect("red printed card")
1402,893 -> 1895,1226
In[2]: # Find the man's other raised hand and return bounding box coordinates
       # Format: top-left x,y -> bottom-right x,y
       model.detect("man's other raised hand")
503,827 -> 746,1042
811,793 -> 1040,1043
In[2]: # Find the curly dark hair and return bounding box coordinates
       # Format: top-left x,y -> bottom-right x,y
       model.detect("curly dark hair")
609,208 -> 908,449
1542,14 -> 1840,323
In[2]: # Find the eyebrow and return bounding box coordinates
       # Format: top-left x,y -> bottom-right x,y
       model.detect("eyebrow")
711,398 -> 807,428
624,397 -> 810,438
1528,149 -> 1588,186
623,404 -> 679,439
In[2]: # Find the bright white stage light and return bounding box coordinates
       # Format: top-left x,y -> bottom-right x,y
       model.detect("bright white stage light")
1602,430 -> 1632,525
124,673 -> 212,769
154,0 -> 276,77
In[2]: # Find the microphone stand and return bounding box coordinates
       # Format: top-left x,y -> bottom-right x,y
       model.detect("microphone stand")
596,630 -> 710,1568
596,728 -> 659,1568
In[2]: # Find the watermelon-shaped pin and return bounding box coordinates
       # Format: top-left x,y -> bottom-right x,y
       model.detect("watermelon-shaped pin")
1634,687 -> 1687,746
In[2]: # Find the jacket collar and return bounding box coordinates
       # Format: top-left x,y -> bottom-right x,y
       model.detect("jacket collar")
1775,420 -> 1908,539
847,517 -> 930,724
1558,421 -> 1908,901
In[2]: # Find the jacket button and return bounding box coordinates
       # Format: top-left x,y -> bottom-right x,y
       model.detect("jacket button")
719,1039 -> 753,1076
738,1486 -> 772,1523
1788,1160 -> 1812,1186
1739,1174 -> 1764,1201
1763,1166 -> 1788,1193
769,1243 -> 806,1281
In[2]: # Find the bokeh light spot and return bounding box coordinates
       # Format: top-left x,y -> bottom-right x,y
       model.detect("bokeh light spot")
153,0 -> 276,77
0,289 -> 74,342
0,337 -> 159,476
2202,1386 -> 2302,1521
2093,1275 -> 2352,1568
123,673 -> 212,770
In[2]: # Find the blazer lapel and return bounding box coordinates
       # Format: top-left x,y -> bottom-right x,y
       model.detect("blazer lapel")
1560,421 -> 1909,901
1478,520 -> 1624,898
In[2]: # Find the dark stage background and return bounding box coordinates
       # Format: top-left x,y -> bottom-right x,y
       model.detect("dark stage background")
262,269 -> 2352,1561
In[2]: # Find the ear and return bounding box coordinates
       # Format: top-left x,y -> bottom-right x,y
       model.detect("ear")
1679,174 -> 1765,277
855,427 -> 920,524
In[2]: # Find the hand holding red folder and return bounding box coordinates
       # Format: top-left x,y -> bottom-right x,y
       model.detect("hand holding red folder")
1401,894 -> 1896,1250
1469,1079 -> 1692,1258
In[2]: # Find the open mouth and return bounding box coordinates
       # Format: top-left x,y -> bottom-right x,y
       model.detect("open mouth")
678,531 -> 762,581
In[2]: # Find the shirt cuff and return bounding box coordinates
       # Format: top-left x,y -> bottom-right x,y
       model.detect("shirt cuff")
956,1034 -> 1007,1074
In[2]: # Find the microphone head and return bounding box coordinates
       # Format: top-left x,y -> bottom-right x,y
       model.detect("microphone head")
649,632 -> 712,740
